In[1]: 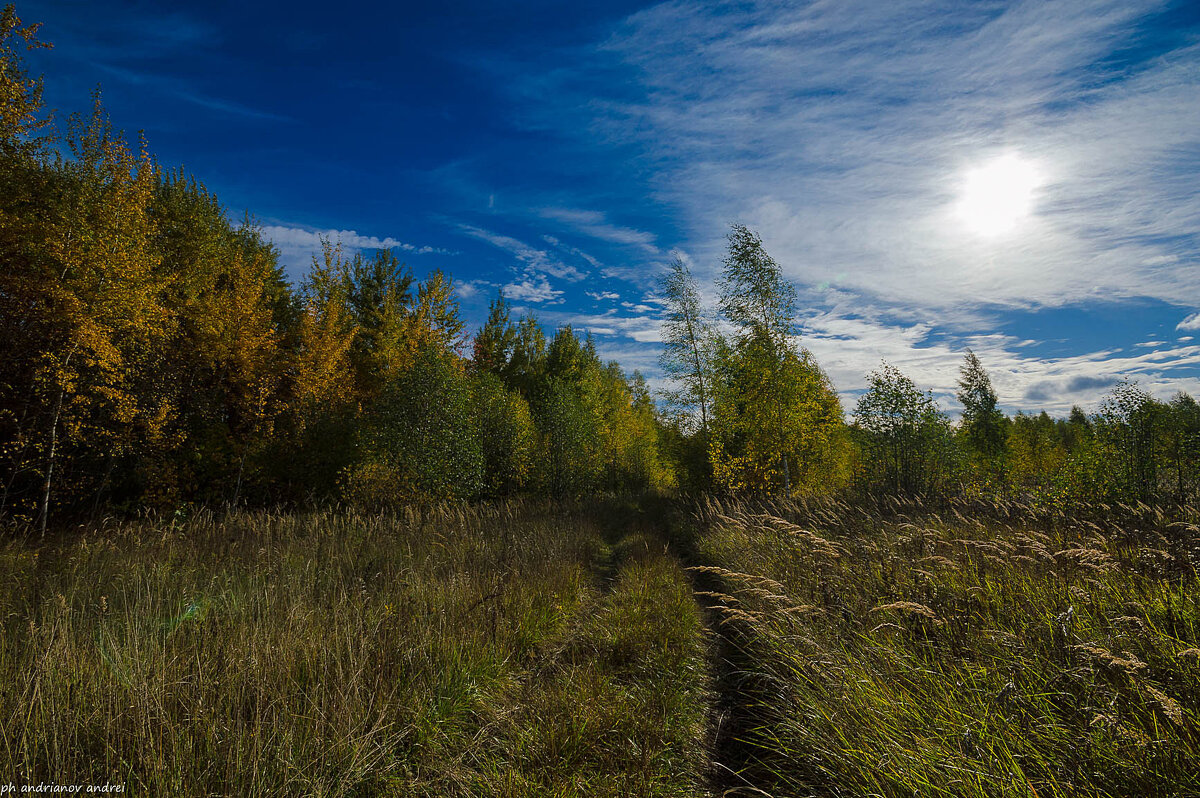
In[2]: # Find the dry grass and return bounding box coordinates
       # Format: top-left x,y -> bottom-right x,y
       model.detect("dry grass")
0,499 -> 709,797
689,494 -> 1200,798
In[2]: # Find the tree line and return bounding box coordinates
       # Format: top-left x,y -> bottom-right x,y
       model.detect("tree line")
658,230 -> 1200,507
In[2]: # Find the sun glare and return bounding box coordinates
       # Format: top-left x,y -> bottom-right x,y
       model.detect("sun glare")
955,153 -> 1043,237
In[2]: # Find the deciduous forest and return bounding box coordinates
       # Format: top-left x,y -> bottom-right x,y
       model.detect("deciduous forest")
2,7 -> 1198,797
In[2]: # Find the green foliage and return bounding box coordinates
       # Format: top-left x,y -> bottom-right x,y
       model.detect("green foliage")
472,371 -> 536,497
658,257 -> 715,431
956,349 -> 1007,479
472,290 -> 517,377
719,223 -> 796,347
1163,392 -> 1200,504
1099,379 -> 1159,502
347,348 -> 483,505
658,256 -> 717,490
854,362 -> 955,494
711,341 -> 847,494
707,225 -> 847,495
537,375 -> 603,497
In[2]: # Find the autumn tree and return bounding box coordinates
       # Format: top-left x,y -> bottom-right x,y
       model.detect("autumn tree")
0,3 -> 52,520
0,3 -> 47,152
15,98 -> 166,531
658,255 -> 716,489
133,173 -> 291,506
659,255 -> 714,434
710,224 -> 845,495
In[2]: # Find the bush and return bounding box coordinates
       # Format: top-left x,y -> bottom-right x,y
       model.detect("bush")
471,371 -> 536,497
344,349 -> 482,505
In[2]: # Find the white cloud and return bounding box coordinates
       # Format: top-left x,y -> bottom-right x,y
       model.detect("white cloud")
587,290 -> 621,301
583,0 -> 1200,312
262,224 -> 440,255
1177,312 -> 1200,331
503,275 -> 564,304
456,279 -> 495,300
543,235 -> 604,269
262,224 -> 445,274
798,313 -> 1200,416
549,309 -> 663,344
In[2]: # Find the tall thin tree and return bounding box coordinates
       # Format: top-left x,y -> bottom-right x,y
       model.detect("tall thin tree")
658,255 -> 714,437
718,224 -> 799,493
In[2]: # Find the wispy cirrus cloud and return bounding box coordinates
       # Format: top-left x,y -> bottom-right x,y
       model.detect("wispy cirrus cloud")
477,0 -> 1200,406
457,224 -> 596,304
566,0 -> 1200,312
94,62 -> 287,121
540,207 -> 660,254
459,225 -> 589,282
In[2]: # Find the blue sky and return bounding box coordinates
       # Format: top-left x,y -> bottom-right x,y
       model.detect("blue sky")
24,0 -> 1200,415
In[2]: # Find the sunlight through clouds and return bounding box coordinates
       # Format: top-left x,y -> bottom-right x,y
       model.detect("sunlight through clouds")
954,153 -> 1045,238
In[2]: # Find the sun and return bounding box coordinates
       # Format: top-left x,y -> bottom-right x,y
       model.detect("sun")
955,153 -> 1043,237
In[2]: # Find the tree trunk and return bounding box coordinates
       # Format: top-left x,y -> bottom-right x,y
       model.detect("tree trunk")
39,387 -> 64,537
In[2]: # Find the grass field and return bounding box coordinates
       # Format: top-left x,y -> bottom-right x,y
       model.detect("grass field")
3,495 -> 1198,797
0,500 -> 707,797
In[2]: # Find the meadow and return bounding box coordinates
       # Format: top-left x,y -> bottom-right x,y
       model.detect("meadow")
0,500 -> 708,797
3,495 -> 1198,797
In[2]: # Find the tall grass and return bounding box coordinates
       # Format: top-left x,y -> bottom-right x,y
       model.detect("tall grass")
690,495 -> 1200,797
1,499 -> 708,796
11,491 -> 1194,796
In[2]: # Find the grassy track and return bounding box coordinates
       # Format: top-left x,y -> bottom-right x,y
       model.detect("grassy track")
0,500 -> 710,797
8,494 -> 1196,797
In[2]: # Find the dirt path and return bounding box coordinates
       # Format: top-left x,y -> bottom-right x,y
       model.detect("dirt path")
659,499 -> 780,798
